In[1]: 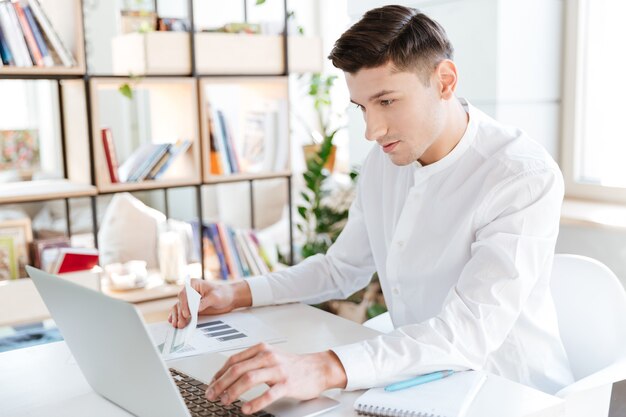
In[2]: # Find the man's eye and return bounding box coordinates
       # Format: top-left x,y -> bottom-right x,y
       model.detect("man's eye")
381,99 -> 394,106
353,103 -> 364,111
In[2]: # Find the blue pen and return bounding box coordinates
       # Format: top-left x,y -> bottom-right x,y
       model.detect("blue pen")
384,370 -> 455,392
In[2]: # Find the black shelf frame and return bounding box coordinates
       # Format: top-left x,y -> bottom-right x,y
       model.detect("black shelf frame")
0,0 -> 296,278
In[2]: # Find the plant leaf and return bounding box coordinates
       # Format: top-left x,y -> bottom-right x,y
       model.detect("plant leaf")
118,83 -> 133,99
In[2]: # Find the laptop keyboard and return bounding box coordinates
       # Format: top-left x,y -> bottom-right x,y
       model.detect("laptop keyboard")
169,368 -> 275,417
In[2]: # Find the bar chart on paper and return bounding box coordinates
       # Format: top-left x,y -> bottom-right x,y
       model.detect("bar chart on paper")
149,312 -> 286,360
197,320 -> 248,342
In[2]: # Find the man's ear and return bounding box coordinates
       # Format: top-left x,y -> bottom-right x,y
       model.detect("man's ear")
435,60 -> 458,100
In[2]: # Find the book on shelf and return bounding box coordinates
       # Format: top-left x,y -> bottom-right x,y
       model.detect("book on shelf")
207,97 -> 288,176
215,222 -> 240,279
13,1 -> 42,66
116,140 -> 190,183
205,223 -> 229,280
0,0 -> 76,68
207,104 -> 234,175
26,0 -> 76,66
21,2 -> 53,66
30,235 -> 71,270
146,139 -> 192,180
52,247 -> 99,274
192,221 -> 274,280
0,1 -> 31,67
218,109 -> 241,174
128,143 -> 169,182
0,18 -> 14,65
101,128 -> 120,183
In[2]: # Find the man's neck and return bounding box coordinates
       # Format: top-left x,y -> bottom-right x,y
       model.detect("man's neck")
418,98 -> 469,166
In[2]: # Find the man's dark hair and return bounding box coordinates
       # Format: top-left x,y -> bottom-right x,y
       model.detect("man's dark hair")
328,5 -> 454,84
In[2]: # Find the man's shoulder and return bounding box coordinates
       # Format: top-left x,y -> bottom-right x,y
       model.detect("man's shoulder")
471,110 -> 559,179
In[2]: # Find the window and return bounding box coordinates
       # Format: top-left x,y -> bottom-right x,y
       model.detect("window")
562,0 -> 626,203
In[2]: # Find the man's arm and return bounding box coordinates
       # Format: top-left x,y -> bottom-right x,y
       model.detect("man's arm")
246,174 -> 376,307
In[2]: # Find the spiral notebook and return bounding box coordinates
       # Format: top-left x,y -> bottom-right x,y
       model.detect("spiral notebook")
354,371 -> 487,417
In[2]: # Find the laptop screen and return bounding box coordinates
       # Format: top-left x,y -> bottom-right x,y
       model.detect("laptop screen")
609,379 -> 626,416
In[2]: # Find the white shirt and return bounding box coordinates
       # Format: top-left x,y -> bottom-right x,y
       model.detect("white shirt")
247,99 -> 574,394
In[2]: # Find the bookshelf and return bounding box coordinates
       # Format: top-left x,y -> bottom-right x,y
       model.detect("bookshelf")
0,0 -> 315,303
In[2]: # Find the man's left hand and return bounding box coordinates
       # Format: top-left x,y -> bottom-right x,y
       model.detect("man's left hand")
206,342 -> 347,414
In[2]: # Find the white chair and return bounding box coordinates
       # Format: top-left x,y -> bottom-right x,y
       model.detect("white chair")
551,254 -> 626,417
550,254 -> 626,381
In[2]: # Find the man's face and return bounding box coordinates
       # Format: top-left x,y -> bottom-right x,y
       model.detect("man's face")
346,62 -> 446,166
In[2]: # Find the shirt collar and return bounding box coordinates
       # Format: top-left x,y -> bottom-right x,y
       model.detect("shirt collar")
413,98 -> 478,181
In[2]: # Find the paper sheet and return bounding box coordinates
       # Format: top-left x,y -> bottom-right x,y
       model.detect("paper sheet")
156,277 -> 201,356
149,282 -> 285,360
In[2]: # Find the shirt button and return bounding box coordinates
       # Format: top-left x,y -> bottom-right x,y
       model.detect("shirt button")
392,287 -> 400,296
396,240 -> 404,247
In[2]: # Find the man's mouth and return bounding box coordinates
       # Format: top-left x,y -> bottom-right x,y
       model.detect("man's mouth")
382,141 -> 400,153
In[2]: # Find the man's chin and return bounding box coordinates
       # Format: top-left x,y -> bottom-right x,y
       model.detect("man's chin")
387,154 -> 417,167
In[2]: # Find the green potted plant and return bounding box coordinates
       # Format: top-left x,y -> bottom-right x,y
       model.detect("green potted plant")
296,73 -> 355,259
301,73 -> 339,173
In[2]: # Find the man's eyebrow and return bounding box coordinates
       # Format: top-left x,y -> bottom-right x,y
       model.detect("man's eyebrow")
350,90 -> 396,106
368,90 -> 396,101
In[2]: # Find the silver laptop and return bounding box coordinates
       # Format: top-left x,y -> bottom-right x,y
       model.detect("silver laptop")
26,266 -> 340,417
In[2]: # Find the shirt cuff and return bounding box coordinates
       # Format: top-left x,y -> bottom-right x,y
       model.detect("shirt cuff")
331,342 -> 378,391
245,275 -> 274,307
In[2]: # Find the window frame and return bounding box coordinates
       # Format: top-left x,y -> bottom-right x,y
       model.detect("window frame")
561,0 -> 626,204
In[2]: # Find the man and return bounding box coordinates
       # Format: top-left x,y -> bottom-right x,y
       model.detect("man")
170,5 -> 574,414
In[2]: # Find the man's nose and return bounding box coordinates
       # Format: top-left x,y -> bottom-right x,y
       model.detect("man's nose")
364,111 -> 387,142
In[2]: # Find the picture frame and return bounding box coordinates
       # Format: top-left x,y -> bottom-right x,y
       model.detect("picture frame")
0,129 -> 41,181
0,235 -> 17,280
0,218 -> 34,279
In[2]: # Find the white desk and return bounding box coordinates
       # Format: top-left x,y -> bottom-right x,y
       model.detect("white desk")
0,303 -> 564,417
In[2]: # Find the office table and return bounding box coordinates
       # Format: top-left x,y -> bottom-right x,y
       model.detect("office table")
0,303 -> 564,417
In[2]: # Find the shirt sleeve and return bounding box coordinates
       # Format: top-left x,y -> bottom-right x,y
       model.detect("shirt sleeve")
332,167 -> 564,390
247,174 -> 377,307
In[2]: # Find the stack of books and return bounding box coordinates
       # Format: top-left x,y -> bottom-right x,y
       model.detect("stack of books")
30,237 -> 99,274
0,0 -> 77,68
101,128 -> 192,183
193,221 -> 274,281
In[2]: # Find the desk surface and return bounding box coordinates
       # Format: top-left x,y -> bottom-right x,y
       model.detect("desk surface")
0,303 -> 564,417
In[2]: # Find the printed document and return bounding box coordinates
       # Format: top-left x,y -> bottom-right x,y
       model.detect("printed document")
148,280 -> 285,360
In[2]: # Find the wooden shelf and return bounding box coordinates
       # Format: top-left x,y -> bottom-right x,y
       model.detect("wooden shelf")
0,66 -> 84,77
97,178 -> 201,194
203,171 -> 292,185
0,180 -> 96,204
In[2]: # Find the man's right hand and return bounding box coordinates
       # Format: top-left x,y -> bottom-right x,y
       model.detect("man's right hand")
168,279 -> 252,328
